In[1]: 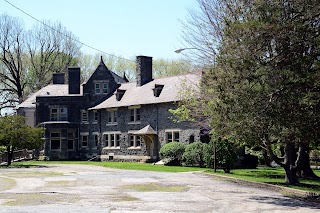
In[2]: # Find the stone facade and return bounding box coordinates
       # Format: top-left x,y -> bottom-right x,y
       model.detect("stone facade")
18,56 -> 202,162
98,103 -> 200,161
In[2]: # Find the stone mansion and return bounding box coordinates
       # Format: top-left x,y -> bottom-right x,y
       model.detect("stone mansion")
17,56 -> 202,162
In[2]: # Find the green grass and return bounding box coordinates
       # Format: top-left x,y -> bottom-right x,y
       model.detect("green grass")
208,167 -> 320,194
13,160 -> 208,172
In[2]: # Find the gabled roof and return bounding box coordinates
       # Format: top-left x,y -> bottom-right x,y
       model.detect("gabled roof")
17,84 -> 83,109
90,73 -> 201,110
134,125 -> 157,135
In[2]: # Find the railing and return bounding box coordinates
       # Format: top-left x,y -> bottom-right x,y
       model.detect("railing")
0,149 -> 33,164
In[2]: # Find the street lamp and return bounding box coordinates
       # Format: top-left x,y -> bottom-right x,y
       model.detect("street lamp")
174,47 -> 197,53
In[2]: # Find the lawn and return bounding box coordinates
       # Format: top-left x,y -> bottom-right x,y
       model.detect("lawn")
9,161 -> 320,194
211,167 -> 320,194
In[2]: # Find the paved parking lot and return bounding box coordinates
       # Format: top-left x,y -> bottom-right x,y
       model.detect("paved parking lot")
0,164 -> 319,212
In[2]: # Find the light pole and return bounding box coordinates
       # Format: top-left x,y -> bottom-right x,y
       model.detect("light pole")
174,47 -> 197,53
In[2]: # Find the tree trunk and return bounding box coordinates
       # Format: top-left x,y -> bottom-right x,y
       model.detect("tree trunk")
296,144 -> 320,180
283,143 -> 299,185
262,149 -> 271,167
6,145 -> 12,166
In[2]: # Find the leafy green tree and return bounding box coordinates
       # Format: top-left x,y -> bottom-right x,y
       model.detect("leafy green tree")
182,142 -> 207,167
204,137 -> 238,173
178,0 -> 320,184
0,115 -> 44,166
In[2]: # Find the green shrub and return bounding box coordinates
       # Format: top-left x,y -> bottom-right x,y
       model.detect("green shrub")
204,137 -> 238,173
160,142 -> 186,166
182,142 -> 207,167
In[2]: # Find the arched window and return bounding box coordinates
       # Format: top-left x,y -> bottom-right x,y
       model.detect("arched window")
189,135 -> 195,143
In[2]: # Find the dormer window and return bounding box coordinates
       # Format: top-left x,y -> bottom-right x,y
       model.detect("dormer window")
153,84 -> 164,97
116,89 -> 126,101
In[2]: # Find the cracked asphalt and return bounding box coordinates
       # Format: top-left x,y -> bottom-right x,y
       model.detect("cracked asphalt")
0,164 -> 319,213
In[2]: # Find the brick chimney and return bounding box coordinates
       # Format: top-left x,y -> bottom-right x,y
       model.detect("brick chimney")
68,67 -> 80,94
136,56 -> 153,86
52,73 -> 65,84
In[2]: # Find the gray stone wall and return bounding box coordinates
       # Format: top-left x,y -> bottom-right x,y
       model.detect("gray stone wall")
98,102 -> 200,161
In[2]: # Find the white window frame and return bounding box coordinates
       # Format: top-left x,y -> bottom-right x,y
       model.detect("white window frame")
95,83 -> 101,94
103,131 -> 121,149
50,106 -> 68,121
81,110 -> 88,123
128,106 -> 141,124
128,132 -> 142,149
106,108 -> 118,125
50,132 -> 61,150
80,133 -> 89,148
165,129 -> 181,143
102,83 -> 109,94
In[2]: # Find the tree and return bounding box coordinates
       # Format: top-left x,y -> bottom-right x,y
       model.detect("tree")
0,14 -> 81,110
0,115 -> 44,166
26,20 -> 81,92
178,0 -> 320,184
204,137 -> 238,173
0,14 -> 27,109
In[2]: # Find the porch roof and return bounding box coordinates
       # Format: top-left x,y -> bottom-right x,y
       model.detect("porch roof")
133,125 -> 157,135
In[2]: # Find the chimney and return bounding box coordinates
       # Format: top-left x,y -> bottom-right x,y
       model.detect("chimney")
68,67 -> 80,94
136,56 -> 153,86
52,73 -> 65,84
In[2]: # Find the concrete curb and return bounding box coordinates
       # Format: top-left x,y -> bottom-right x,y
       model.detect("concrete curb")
201,172 -> 320,198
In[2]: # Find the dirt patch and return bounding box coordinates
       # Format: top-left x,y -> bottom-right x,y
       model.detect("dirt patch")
122,183 -> 190,192
2,171 -> 63,178
0,177 -> 16,192
112,194 -> 140,202
0,193 -> 80,206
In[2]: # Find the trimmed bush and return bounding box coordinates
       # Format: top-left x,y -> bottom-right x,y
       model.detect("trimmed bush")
204,137 -> 238,173
182,142 -> 207,167
160,142 -> 186,166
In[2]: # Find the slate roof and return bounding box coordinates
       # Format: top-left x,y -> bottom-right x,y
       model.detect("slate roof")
90,73 -> 201,110
17,84 -> 83,109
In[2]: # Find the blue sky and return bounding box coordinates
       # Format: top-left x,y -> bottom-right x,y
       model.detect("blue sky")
1,0 -> 196,60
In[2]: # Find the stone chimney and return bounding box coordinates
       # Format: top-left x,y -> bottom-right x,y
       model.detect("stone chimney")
52,73 -> 65,84
68,67 -> 80,94
136,56 -> 153,86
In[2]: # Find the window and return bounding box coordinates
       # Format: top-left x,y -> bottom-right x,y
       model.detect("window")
129,134 -> 142,147
50,132 -> 60,150
95,83 -> 101,94
93,111 -> 98,122
95,82 -> 109,94
166,130 -> 180,143
107,110 -> 117,124
102,83 -> 109,94
50,107 -> 68,121
129,107 -> 140,123
50,108 -> 58,121
68,139 -> 74,150
103,132 -> 121,148
67,132 -> 74,150
82,135 -> 88,147
81,110 -> 88,123
60,108 -> 68,121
